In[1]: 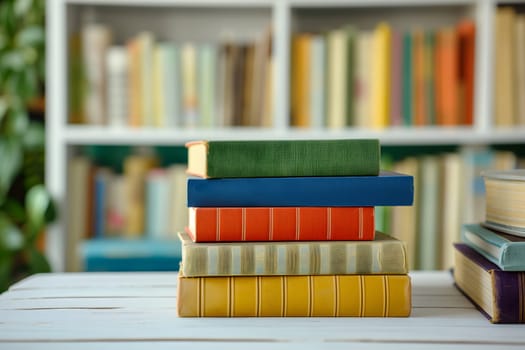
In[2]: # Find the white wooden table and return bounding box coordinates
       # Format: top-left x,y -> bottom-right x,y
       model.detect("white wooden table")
0,271 -> 524,349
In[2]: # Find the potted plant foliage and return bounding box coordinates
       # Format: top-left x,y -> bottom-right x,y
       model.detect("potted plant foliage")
0,0 -> 56,292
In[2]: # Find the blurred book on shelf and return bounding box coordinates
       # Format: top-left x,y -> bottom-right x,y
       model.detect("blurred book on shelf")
66,148 -> 188,271
379,146 -> 521,271
69,23 -> 273,128
290,19 -> 475,129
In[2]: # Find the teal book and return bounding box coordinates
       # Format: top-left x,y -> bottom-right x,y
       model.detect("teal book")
81,238 -> 181,272
186,139 -> 380,178
461,223 -> 525,271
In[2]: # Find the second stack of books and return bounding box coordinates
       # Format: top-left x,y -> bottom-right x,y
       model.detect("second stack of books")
177,139 -> 414,317
454,169 -> 525,324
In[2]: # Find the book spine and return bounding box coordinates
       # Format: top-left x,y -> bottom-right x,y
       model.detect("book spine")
205,139 -> 380,178
105,46 -> 128,127
190,207 -> 374,242
187,172 -> 413,207
492,270 -> 525,323
177,275 -> 411,317
180,237 -> 407,276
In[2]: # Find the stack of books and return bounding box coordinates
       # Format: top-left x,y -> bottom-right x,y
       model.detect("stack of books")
454,169 -> 525,323
177,139 -> 414,317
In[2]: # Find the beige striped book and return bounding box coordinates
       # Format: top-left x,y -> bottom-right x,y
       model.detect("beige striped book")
178,231 -> 407,277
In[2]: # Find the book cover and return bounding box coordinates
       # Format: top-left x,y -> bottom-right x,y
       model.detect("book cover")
461,223 -> 525,271
186,139 -> 380,178
370,22 -> 390,129
494,8 -> 515,126
483,169 -> 525,237
105,46 -> 128,127
354,30 -> 373,128
177,274 -> 411,317
187,206 -> 375,242
457,20 -> 475,125
291,33 -> 311,127
436,28 -> 458,125
178,231 -> 407,277
66,157 -> 92,271
309,34 -> 325,129
453,243 -> 525,323
81,23 -> 112,125
402,31 -> 413,126
81,238 -> 181,272
187,171 -> 413,207
145,169 -> 170,239
416,156 -> 441,270
327,29 -> 348,129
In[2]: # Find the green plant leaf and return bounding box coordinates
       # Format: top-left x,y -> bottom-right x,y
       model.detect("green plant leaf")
0,254 -> 13,292
18,25 -> 44,48
14,0 -> 33,18
1,197 -> 25,224
5,107 -> 29,137
25,185 -> 52,238
0,97 -> 7,123
23,121 -> 45,149
0,213 -> 24,251
0,50 -> 25,71
0,137 -> 23,202
27,246 -> 50,274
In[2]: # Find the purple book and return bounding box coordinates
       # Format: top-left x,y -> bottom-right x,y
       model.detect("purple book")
453,243 -> 525,324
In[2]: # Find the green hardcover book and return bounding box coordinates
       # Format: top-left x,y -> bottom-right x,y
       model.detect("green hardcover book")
345,26 -> 356,126
461,223 -> 525,271
186,139 -> 380,178
178,231 -> 407,277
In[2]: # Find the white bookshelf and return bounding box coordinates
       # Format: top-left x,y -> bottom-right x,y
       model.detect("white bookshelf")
47,0 -> 525,272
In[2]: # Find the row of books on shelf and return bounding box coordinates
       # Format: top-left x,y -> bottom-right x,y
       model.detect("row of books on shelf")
453,169 -> 525,324
380,146 -> 521,271
292,19 -> 475,129
494,7 -> 525,127
66,153 -> 188,271
70,23 -> 273,128
67,144 -> 523,273
178,139 -> 413,317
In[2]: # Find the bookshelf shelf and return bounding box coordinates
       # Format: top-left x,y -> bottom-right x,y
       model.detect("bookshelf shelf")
62,125 -> 525,146
47,0 -> 525,272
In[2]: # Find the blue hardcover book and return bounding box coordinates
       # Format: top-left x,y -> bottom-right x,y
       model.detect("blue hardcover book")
187,171 -> 413,207
81,238 -> 181,272
461,223 -> 525,271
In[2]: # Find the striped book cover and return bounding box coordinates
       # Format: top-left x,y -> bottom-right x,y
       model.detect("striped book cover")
178,231 -> 407,276
177,274 -> 411,317
187,207 -> 375,242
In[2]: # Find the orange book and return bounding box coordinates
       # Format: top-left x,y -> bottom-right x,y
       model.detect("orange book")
187,207 -> 375,242
413,30 -> 426,126
457,20 -> 475,126
437,28 -> 458,126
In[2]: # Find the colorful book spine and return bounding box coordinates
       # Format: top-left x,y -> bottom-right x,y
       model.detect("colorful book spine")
187,206 -> 375,242
179,231 -> 407,276
461,223 -> 525,271
177,274 -> 411,317
454,243 -> 525,323
186,139 -> 381,178
187,171 -> 414,207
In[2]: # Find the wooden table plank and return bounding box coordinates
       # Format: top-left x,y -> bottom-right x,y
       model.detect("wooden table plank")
0,271 -> 523,349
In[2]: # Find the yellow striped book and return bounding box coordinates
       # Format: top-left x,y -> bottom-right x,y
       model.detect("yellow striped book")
178,231 -> 407,276
177,274 -> 411,317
